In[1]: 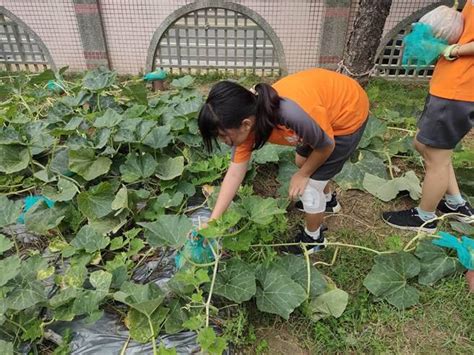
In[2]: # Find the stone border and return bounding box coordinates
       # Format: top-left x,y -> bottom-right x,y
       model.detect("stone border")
145,0 -> 287,75
0,6 -> 56,70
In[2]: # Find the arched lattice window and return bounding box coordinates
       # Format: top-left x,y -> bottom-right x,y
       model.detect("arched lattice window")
0,7 -> 54,72
373,1 -> 463,80
147,3 -> 286,76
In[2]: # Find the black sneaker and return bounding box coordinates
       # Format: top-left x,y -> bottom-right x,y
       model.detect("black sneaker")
437,199 -> 474,224
294,192 -> 341,213
382,208 -> 437,233
283,227 -> 326,255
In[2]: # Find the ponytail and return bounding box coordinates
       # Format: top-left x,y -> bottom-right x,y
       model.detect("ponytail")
198,81 -> 281,152
253,83 -> 281,149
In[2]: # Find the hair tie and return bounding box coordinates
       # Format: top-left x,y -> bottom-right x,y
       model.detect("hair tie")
249,85 -> 258,96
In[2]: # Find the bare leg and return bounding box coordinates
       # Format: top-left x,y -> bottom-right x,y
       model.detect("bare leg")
305,212 -> 324,232
414,137 -> 453,212
446,162 -> 461,196
323,183 -> 330,194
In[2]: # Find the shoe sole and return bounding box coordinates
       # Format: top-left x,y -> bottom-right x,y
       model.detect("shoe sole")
382,219 -> 436,233
437,211 -> 474,224
296,202 -> 342,214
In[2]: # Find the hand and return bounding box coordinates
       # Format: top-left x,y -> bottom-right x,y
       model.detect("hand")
443,44 -> 460,61
289,172 -> 310,201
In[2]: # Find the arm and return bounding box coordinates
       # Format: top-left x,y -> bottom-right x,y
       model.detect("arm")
289,142 -> 335,200
298,142 -> 335,178
209,160 -> 248,221
444,41 -> 474,60
452,41 -> 474,57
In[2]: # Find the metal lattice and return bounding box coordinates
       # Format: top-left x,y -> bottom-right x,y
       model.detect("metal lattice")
154,7 -> 281,75
373,24 -> 434,80
0,12 -> 49,72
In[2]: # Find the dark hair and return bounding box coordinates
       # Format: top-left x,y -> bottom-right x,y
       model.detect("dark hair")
198,81 -> 281,152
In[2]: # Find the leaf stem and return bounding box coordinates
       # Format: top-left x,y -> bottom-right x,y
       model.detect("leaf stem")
387,126 -> 415,134
0,185 -> 36,196
120,336 -> 131,355
250,241 -> 391,255
303,244 -> 311,296
205,240 -> 220,327
146,315 -> 158,355
313,247 -> 340,267
385,151 -> 395,179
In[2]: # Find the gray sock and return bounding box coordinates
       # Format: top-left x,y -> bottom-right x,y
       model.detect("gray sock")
416,207 -> 436,222
445,194 -> 466,208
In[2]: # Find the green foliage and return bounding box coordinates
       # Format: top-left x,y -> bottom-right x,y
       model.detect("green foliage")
364,252 -> 421,310
0,70 -> 465,354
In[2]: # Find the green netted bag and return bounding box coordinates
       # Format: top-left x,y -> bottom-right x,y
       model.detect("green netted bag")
402,22 -> 448,68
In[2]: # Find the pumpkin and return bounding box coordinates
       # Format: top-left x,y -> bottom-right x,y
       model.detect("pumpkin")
419,0 -> 464,44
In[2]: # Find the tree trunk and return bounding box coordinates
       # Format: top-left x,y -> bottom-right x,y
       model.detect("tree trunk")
339,0 -> 393,87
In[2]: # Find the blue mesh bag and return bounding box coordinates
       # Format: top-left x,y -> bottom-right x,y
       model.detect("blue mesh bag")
433,232 -> 474,270
402,23 -> 448,68
175,230 -> 217,269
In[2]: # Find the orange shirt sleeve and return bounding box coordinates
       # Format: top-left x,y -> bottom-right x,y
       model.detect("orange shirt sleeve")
231,133 -> 254,163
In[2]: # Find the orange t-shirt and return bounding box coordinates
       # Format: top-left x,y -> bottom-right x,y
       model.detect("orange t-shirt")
231,68 -> 369,163
430,1 -> 474,102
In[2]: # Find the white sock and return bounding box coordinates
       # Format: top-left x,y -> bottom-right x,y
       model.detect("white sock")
304,227 -> 321,240
324,192 -> 332,202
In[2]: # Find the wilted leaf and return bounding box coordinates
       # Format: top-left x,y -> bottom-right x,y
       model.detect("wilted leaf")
308,288 -> 349,320
363,170 -> 421,202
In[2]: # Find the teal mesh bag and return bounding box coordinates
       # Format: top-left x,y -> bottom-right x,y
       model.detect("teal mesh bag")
402,22 -> 448,68
175,230 -> 217,269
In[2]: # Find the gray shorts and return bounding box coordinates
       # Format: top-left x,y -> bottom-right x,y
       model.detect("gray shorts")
417,94 -> 473,149
296,119 -> 368,180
